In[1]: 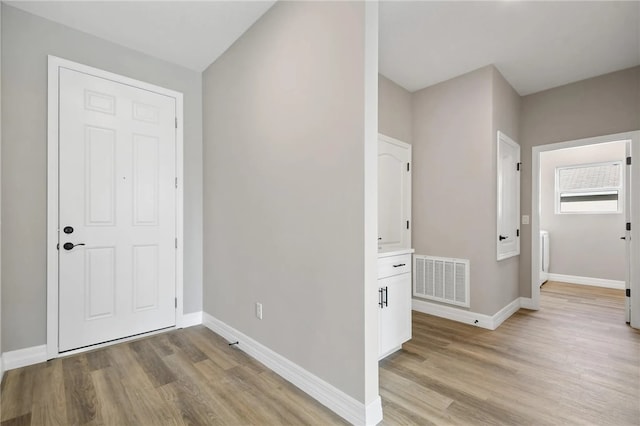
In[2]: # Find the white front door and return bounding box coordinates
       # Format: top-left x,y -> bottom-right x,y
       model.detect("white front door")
58,68 -> 177,352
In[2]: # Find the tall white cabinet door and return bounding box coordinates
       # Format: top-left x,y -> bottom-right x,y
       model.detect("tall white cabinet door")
497,131 -> 521,260
58,68 -> 177,352
378,273 -> 412,358
378,135 -> 412,250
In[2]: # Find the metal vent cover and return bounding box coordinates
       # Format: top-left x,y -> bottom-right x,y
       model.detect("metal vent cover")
414,255 -> 470,308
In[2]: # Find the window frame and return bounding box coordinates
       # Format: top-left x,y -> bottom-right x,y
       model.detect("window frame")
554,160 -> 623,215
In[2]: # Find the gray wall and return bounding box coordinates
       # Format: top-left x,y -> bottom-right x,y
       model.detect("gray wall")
379,74 -> 412,143
203,1 -> 372,403
490,67 -> 521,313
1,5 -> 203,352
412,66 -> 497,315
411,66 -> 521,316
540,142 -> 626,281
519,66 -> 640,297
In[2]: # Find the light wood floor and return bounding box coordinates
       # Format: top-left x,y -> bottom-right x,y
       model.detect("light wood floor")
1,281 -> 638,425
380,281 -> 640,425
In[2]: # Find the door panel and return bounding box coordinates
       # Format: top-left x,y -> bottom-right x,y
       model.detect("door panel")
133,134 -> 160,225
378,273 -> 411,358
58,68 -> 176,352
378,136 -> 412,251
497,131 -> 521,260
85,247 -> 116,320
85,126 -> 116,225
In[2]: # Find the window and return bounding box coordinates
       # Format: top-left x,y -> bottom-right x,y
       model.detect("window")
556,161 -> 622,214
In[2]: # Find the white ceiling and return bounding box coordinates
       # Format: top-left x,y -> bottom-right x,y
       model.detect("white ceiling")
7,1 -> 276,72
7,1 -> 640,95
380,1 -> 640,95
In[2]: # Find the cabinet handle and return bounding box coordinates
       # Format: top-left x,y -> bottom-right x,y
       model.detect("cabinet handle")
384,286 -> 388,307
378,288 -> 384,308
393,263 -> 406,268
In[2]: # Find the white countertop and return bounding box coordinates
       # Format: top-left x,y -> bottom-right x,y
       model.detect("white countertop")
378,248 -> 414,258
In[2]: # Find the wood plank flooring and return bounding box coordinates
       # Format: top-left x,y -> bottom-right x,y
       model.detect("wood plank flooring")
380,281 -> 640,425
0,326 -> 347,426
1,281 -> 638,425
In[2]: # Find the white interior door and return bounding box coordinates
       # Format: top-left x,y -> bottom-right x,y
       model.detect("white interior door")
625,141 -> 631,323
497,131 -> 521,260
378,135 -> 411,250
58,68 -> 177,352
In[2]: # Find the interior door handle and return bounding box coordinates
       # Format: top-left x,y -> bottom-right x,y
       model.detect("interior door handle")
620,236 -> 627,240
63,242 -> 85,251
499,235 -> 508,241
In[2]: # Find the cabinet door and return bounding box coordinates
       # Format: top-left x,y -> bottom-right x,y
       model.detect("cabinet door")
378,135 -> 411,250
379,273 -> 412,358
497,131 -> 520,260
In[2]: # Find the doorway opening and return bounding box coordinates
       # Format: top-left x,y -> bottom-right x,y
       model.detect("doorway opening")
531,131 -> 640,328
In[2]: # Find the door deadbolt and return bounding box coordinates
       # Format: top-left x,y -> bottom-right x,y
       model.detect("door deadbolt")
63,226 -> 74,234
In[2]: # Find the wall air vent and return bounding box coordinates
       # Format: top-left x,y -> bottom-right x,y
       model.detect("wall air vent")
414,255 -> 470,308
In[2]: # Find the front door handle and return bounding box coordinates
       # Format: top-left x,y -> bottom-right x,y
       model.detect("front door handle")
63,242 -> 85,251
499,235 -> 508,241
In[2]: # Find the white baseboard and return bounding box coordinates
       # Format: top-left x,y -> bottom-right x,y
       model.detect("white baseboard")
366,396 -> 383,426
180,311 -> 203,328
0,355 -> 4,381
202,312 -> 382,426
412,299 -> 494,329
412,297 -> 528,331
546,273 -> 625,290
2,345 -> 47,371
491,298 -> 522,329
519,297 -> 537,310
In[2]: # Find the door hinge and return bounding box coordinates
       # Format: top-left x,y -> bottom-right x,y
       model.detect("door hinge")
407,162 -> 410,172
627,156 -> 631,165
175,117 -> 178,128
626,289 -> 631,297
175,238 -> 178,249
175,297 -> 178,308
627,222 -> 631,231
517,229 -> 520,237
516,162 -> 522,171
406,220 -> 410,229
175,177 -> 178,188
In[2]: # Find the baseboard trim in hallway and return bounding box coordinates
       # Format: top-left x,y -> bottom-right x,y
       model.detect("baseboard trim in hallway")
546,273 -> 625,290
202,312 -> 382,425
2,345 -> 47,372
412,296 -> 530,330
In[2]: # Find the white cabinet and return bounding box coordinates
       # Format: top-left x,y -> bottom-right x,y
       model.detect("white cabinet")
497,131 -> 520,260
378,251 -> 412,359
378,135 -> 411,251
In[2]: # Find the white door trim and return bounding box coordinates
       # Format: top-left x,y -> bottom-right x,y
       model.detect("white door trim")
47,56 -> 185,359
531,131 -> 639,327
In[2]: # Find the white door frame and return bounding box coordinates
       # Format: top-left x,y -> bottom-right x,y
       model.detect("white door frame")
531,130 -> 639,329
47,56 -> 185,359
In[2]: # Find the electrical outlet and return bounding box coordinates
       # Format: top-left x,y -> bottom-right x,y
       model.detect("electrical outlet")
522,215 -> 530,225
255,302 -> 263,320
